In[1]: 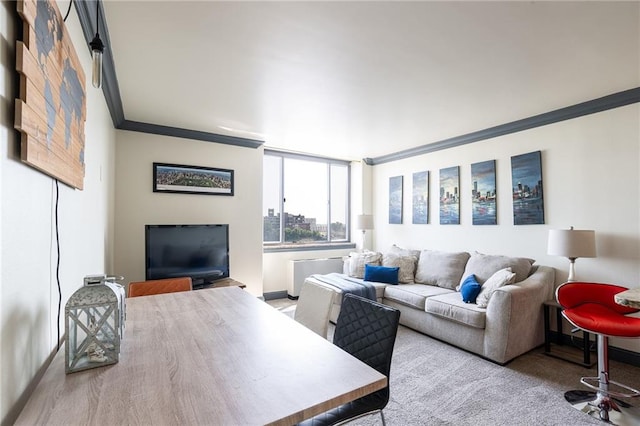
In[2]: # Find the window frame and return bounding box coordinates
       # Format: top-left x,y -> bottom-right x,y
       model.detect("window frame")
263,149 -> 353,252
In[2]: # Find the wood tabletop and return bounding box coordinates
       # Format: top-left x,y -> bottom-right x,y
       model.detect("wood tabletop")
15,287 -> 386,426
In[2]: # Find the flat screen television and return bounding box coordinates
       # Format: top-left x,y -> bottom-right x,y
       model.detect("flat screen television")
145,224 -> 229,287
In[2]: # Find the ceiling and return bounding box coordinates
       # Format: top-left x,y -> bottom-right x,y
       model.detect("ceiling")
98,1 -> 639,162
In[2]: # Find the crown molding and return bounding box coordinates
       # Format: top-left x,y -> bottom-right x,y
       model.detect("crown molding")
365,87 -> 640,165
74,0 -> 263,149
120,120 -> 263,148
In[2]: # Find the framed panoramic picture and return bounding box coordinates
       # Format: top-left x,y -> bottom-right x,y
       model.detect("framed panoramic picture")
153,163 -> 234,196
412,171 -> 429,224
439,166 -> 460,224
471,160 -> 497,225
511,151 -> 544,225
389,175 -> 403,224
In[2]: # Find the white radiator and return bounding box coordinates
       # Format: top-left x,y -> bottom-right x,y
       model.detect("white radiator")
287,257 -> 344,298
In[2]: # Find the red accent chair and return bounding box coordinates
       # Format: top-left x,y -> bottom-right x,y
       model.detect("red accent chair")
556,282 -> 640,424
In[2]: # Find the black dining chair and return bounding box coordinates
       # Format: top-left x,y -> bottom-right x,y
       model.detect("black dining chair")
299,293 -> 401,426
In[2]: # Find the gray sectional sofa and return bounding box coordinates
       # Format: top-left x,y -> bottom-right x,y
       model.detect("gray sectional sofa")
304,247 -> 556,365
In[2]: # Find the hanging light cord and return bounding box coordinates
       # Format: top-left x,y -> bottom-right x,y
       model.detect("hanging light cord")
95,0 -> 100,37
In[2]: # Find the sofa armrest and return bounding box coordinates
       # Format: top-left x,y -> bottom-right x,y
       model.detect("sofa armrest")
483,265 -> 556,363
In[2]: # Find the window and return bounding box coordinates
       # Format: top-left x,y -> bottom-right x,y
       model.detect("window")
263,150 -> 350,247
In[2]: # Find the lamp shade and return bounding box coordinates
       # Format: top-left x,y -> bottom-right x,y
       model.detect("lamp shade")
356,214 -> 374,230
547,228 -> 596,259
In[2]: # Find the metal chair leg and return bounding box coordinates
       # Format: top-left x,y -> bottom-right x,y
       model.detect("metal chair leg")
565,334 -> 640,425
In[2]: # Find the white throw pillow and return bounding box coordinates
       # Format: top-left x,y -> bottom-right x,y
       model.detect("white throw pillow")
342,255 -> 351,275
476,267 -> 516,308
347,251 -> 382,279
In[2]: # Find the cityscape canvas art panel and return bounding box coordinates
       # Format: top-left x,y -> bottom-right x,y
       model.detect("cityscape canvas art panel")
153,163 -> 234,196
471,160 -> 497,225
439,166 -> 460,225
511,151 -> 544,225
389,175 -> 403,224
412,171 -> 429,224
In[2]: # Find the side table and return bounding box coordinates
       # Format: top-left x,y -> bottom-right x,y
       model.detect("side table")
543,299 -> 596,367
614,287 -> 640,309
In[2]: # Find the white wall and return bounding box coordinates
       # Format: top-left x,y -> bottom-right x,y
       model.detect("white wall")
0,1 -> 116,423
114,132 -> 263,296
370,104 -> 640,352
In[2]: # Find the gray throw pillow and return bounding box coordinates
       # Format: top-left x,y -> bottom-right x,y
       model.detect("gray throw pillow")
382,252 -> 417,283
414,250 -> 470,290
458,251 -> 534,288
347,251 -> 382,279
389,244 -> 421,260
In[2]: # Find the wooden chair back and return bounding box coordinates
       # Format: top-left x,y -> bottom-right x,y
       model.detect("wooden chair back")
128,277 -> 193,297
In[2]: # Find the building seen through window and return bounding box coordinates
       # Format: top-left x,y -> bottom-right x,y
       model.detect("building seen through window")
263,151 -> 349,245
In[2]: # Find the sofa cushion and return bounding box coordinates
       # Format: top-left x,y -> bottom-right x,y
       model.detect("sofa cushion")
382,252 -> 417,283
476,267 -> 516,308
426,292 -> 487,329
460,274 -> 482,303
458,251 -> 534,288
364,264 -> 399,284
347,251 -> 382,279
384,284 -> 452,310
414,250 -> 470,290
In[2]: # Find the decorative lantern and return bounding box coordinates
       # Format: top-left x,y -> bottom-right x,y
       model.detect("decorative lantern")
65,275 -> 125,374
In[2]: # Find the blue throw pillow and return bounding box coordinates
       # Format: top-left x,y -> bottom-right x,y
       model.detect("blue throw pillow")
364,264 -> 399,285
460,274 -> 481,303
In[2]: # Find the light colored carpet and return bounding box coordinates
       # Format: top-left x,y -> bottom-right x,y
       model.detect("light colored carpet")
373,325 -> 639,426
267,299 -> 640,425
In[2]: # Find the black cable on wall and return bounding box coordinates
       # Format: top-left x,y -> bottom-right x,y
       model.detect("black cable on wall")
55,180 -> 62,351
62,0 -> 73,22
56,0 -> 71,353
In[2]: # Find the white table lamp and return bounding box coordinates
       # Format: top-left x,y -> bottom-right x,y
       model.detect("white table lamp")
547,226 -> 596,282
356,214 -> 374,250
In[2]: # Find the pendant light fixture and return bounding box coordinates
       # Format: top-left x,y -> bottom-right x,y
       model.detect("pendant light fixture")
89,0 -> 104,88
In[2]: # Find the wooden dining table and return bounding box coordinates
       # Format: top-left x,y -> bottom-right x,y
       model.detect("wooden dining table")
15,287 -> 386,425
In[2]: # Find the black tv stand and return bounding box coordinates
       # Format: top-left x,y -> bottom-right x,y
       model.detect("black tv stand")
196,278 -> 246,290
